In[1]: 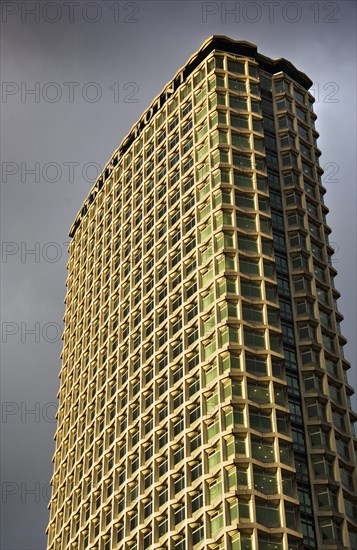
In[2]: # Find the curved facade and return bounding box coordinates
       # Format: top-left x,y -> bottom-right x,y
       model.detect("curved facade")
47,37 -> 357,550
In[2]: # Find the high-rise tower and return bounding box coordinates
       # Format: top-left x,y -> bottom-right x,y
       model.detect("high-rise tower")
47,37 -> 357,550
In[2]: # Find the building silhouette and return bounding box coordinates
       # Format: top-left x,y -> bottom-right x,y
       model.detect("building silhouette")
47,36 -> 357,550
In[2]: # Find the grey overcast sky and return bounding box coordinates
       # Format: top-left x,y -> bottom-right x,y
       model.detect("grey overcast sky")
1,1 -> 356,548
